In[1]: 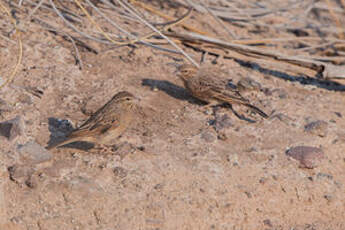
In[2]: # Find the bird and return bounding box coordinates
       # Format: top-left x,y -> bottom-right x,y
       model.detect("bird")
46,91 -> 138,150
176,64 -> 268,118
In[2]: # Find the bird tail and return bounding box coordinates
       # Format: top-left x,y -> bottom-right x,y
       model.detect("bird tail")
45,138 -> 72,150
243,103 -> 268,118
45,133 -> 79,150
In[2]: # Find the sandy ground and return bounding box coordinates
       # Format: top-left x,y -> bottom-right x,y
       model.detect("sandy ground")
1,2 -> 345,229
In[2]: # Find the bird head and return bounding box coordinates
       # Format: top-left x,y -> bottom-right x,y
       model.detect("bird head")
176,64 -> 198,81
113,91 -> 139,109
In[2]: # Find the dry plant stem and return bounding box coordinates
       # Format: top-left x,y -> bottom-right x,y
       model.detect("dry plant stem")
166,32 -> 345,79
116,0 -> 199,68
49,0 -> 112,44
86,0 -> 137,38
232,37 -> 344,46
32,16 -> 98,54
73,0 -> 126,45
325,0 -> 344,39
26,0 -> 46,19
24,0 -> 83,23
0,34 -> 16,44
199,0 -> 236,39
0,1 -> 23,90
114,7 -> 193,46
75,0 -> 164,48
49,0 -> 192,54
32,17 -> 83,69
130,0 -> 211,36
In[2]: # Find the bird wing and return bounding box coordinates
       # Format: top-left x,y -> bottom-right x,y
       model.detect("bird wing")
211,87 -> 250,105
197,74 -> 249,104
67,99 -> 121,139
69,111 -> 120,139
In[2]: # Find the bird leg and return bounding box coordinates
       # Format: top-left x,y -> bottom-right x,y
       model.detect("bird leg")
202,101 -> 220,115
228,104 -> 256,123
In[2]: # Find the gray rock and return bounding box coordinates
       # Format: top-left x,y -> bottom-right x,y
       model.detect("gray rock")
17,141 -> 53,165
271,88 -> 288,99
304,120 -> 328,137
237,77 -> 261,92
212,114 -> 232,131
113,167 -> 128,178
8,164 -> 35,187
201,130 -> 217,143
269,113 -> 295,126
0,98 -> 12,114
0,116 -> 23,140
286,146 -> 324,169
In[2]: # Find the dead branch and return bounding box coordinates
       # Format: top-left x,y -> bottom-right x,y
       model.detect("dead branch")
165,31 -> 345,79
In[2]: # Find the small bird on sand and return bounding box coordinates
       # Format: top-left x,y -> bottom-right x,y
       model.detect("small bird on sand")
46,91 -> 138,150
177,64 -> 268,118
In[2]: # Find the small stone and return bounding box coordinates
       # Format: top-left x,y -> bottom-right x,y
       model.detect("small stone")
212,114 -> 232,131
237,77 -> 261,92
17,141 -> 53,165
286,146 -> 324,169
244,191 -> 252,198
217,131 -> 227,140
0,116 -> 23,140
263,219 -> 273,227
316,172 -> 333,180
324,194 -> 333,203
17,93 -> 32,104
201,130 -> 217,143
271,88 -> 288,99
112,142 -> 136,159
270,113 -> 295,126
0,98 -> 12,113
336,132 -> 345,143
113,167 -> 127,178
259,177 -> 267,184
262,88 -> 272,96
304,120 -> 328,137
226,154 -> 239,166
8,164 -> 35,186
153,183 -> 164,190
334,112 -> 342,118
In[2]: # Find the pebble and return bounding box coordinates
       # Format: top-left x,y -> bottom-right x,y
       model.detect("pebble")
286,146 -> 324,169
113,167 -> 128,178
0,116 -> 23,140
201,130 -> 217,143
8,164 -> 35,187
263,219 -> 273,227
211,114 -> 232,131
269,113 -> 295,126
17,141 -> 53,165
0,98 -> 12,113
271,88 -> 288,99
335,132 -> 345,143
304,120 -> 328,137
237,77 -> 261,92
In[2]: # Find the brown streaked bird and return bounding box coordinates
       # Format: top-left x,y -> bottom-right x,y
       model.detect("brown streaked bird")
46,91 -> 138,150
177,64 -> 268,118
